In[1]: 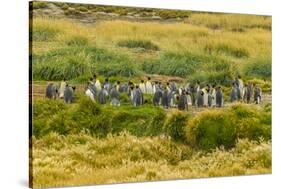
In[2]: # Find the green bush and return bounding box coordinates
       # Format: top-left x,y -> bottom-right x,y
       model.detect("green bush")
77,97 -> 101,115
32,99 -> 166,138
117,39 -> 160,51
165,113 -> 190,142
230,104 -> 271,141
109,105 -> 166,136
32,99 -> 68,137
186,104 -> 271,150
33,99 -> 66,118
187,110 -> 237,150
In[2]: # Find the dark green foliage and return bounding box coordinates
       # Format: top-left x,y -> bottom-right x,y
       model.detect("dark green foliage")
165,113 -> 190,142
187,104 -> 271,150
244,57 -> 271,79
117,39 -> 160,51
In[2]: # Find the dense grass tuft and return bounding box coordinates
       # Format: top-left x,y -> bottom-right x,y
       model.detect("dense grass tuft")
32,98 -> 166,138
186,104 -> 271,150
165,112 -> 190,142
65,35 -> 89,46
244,57 -> 272,79
117,39 -> 160,51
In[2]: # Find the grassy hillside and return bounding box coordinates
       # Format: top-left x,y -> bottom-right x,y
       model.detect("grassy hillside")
30,3 -> 272,84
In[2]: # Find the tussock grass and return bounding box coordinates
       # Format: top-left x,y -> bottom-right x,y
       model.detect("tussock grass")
117,39 -> 160,51
31,17 -> 271,81
186,104 -> 271,150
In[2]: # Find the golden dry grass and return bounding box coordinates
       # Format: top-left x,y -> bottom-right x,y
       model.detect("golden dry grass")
31,133 -> 271,188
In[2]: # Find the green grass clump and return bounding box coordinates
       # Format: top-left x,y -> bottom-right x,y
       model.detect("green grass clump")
32,46 -> 142,80
165,112 -> 190,142
142,51 -> 236,85
187,110 -> 237,150
231,104 -> 271,141
96,60 -> 140,77
32,99 -> 67,137
32,24 -> 61,42
32,98 -> 166,138
117,39 -> 160,51
65,35 -> 89,46
33,51 -> 93,80
108,105 -> 166,136
186,104 -> 271,150
205,43 -> 249,58
244,57 -> 271,79
142,52 -> 203,77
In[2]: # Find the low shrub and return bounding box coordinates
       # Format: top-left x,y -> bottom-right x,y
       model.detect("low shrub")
187,110 -> 237,150
109,105 -> 166,136
32,99 -> 166,138
33,99 -> 67,118
165,112 -> 190,142
230,104 -> 271,141
186,104 -> 271,150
